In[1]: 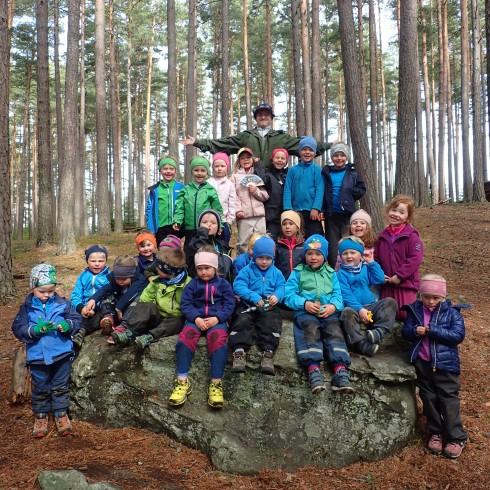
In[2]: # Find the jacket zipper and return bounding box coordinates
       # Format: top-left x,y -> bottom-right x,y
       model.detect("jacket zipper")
205,281 -> 209,317
431,306 -> 442,371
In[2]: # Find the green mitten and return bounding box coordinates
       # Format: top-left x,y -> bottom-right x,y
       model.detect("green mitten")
57,320 -> 71,334
32,320 -> 55,335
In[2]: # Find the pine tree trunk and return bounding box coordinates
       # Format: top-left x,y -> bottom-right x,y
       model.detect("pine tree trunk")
221,0 -> 230,136
36,0 -> 54,245
265,0 -> 273,106
185,0 -> 197,180
311,0 -> 322,141
470,0 -> 486,201
167,0 -> 178,162
53,0 -> 63,196
337,0 -> 382,230
300,0 -> 312,135
436,0 -> 447,201
58,0 -> 80,254
144,20 -> 154,221
242,0 -> 252,128
291,1 -> 305,135
368,0 -> 378,191
109,0 -> 122,232
395,0 -> 418,196
127,18 -> 134,226
0,0 -> 14,299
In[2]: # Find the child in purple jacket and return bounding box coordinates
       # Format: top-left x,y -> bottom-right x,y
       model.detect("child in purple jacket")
168,248 -> 235,409
375,195 -> 424,319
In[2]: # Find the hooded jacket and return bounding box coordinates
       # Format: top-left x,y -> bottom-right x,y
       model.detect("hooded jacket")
402,299 -> 465,374
71,266 -> 111,313
264,167 -> 288,225
146,180 -> 185,233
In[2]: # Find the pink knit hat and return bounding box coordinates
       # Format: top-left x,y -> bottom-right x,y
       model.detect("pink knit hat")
195,251 -> 219,269
350,209 -> 372,227
420,275 -> 447,297
213,152 -> 231,170
159,234 -> 182,250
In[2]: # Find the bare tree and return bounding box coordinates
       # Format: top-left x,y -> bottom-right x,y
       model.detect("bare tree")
0,0 -> 15,298
58,0 -> 80,254
95,0 -> 111,232
395,0 -> 418,195
337,0 -> 382,229
36,0 -> 54,245
167,0 -> 178,160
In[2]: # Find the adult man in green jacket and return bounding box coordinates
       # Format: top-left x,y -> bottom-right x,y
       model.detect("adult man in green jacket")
181,103 -> 331,168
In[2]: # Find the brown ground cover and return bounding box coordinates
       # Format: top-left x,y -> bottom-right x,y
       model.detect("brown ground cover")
1,203 -> 489,489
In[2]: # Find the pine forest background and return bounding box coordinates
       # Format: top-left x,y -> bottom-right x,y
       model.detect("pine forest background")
0,0 -> 488,297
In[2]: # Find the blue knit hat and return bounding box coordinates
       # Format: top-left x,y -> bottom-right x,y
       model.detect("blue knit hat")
298,136 -> 317,153
338,237 -> 365,255
253,236 -> 275,259
304,234 -> 328,260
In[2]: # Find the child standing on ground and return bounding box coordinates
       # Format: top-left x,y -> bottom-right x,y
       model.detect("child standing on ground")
230,236 -> 285,375
146,156 -> 185,244
168,249 -> 235,408
231,147 -> 269,253
70,245 -> 111,348
375,195 -> 424,318
402,274 -> 467,459
284,234 -> 353,394
111,248 -> 191,350
173,155 -> 223,263
283,136 -> 324,238
12,264 -> 81,437
275,210 -> 304,280
264,148 -> 289,240
321,142 -> 366,268
207,152 -> 238,246
337,236 -> 397,356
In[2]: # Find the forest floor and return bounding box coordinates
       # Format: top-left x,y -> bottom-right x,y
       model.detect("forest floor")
1,203 -> 489,490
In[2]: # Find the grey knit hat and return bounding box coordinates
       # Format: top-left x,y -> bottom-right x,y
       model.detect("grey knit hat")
330,142 -> 351,162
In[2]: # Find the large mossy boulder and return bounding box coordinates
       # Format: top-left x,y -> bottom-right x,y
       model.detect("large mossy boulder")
71,321 -> 417,475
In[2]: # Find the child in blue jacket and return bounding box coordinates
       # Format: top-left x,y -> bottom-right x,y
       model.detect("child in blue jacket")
284,234 -> 353,394
402,274 -> 467,459
12,264 -> 81,438
337,236 -> 397,356
168,248 -> 235,409
70,245 -> 111,347
283,136 -> 324,238
230,236 -> 285,376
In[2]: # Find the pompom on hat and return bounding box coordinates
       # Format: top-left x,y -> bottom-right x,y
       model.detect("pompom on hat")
30,263 -> 57,289
350,209 -> 372,227
419,274 -> 447,298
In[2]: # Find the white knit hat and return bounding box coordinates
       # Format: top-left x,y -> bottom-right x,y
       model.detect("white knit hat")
350,209 -> 372,226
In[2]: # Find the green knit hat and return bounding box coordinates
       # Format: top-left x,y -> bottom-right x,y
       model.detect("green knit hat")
190,156 -> 210,174
158,156 -> 178,170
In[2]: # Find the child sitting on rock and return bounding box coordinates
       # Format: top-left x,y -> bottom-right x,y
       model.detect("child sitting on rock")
337,236 -> 397,357
84,255 -> 146,342
70,245 -> 111,348
284,234 -> 353,394
12,264 -> 82,438
111,248 -> 191,350
168,248 -> 235,409
402,274 -> 467,459
134,231 -> 157,275
230,236 -> 285,375
233,232 -> 264,276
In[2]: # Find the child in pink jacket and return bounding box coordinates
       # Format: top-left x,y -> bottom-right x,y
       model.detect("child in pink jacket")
231,147 -> 269,253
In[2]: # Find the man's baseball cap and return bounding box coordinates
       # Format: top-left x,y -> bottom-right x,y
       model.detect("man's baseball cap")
253,103 -> 275,119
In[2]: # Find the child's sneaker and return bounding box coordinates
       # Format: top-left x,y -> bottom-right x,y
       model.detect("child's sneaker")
443,441 -> 465,459
367,328 -> 383,344
135,334 -> 153,351
100,315 -> 115,335
32,414 -> 49,438
355,339 -> 379,357
426,434 -> 443,454
232,350 -> 246,373
208,381 -> 224,408
331,368 -> 355,393
168,378 -> 192,406
55,413 -> 73,437
111,327 -> 134,345
260,351 -> 275,375
72,328 -> 86,349
308,368 -> 326,394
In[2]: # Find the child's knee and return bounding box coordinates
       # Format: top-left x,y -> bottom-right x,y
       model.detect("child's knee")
206,328 -> 228,354
177,324 -> 201,352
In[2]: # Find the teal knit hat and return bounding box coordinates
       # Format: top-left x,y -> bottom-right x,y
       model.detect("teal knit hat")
158,156 -> 178,169
190,156 -> 210,174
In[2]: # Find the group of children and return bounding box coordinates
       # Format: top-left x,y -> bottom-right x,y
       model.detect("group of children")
12,140 -> 467,460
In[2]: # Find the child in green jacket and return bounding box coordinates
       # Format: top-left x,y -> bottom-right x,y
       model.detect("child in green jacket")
111,248 -> 191,350
172,156 -> 223,266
